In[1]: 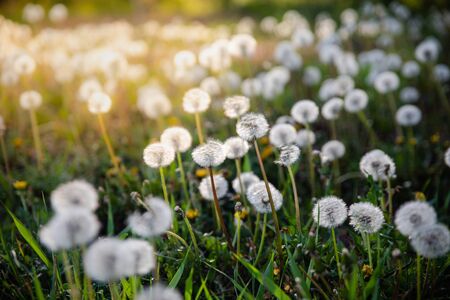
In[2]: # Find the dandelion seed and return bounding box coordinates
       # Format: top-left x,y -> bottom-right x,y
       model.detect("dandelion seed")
127,196 -> 172,237
312,196 -> 347,228
349,202 -> 384,234
359,149 -> 396,181
395,105 -> 422,127
232,172 -> 260,194
291,100 -> 319,124
199,174 -> 229,201
344,89 -> 368,113
136,284 -> 183,300
246,181 -> 283,214
321,98 -> 344,120
160,127 -> 192,153
143,142 -> 175,168
295,129 -> 316,148
50,180 -> 98,213
275,145 -> 300,166
182,88 -> 211,114
39,208 -> 100,251
236,113 -> 269,141
192,139 -> 226,168
20,90 -> 42,110
321,140 -> 345,162
410,223 -> 450,258
269,124 -> 296,148
224,137 -> 249,159
88,91 -> 112,114
394,201 -> 437,236
223,95 -> 250,119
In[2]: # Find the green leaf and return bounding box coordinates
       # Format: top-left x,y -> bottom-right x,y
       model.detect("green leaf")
32,268 -> 45,300
185,267 -> 194,300
168,250 -> 189,288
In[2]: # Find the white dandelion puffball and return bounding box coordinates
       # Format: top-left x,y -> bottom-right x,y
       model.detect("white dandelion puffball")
143,143 -> 175,168
400,87 -> 419,103
14,53 -> 36,75
349,202 -> 384,234
402,61 -> 420,78
192,139 -> 226,168
433,64 -> 450,83
78,78 -> 103,102
49,3 -> 68,23
236,113 -> 269,141
445,148 -> 450,167
312,196 -> 348,228
228,34 -> 257,58
22,3 -> 44,23
321,98 -> 344,120
183,88 -> 211,114
395,105 -> 422,127
128,196 -> 173,237
394,201 -> 437,236
247,181 -> 283,214
199,174 -> 229,201
51,180 -> 98,213
200,77 -> 221,96
241,78 -> 262,97
137,87 -> 172,120
224,137 -> 249,159
83,238 -> 123,282
116,239 -> 155,276
136,284 -> 183,300
39,208 -> 100,251
410,224 -> 450,258
88,92 -> 112,114
161,127 -> 192,153
269,124 -> 296,148
20,90 -> 42,110
275,145 -> 300,166
174,50 -> 196,70
373,71 -> 400,94
295,129 -> 316,148
359,149 -> 396,181
291,100 -> 319,125
415,38 -> 440,63
344,89 -> 368,113
223,95 -> 250,119
303,66 -> 322,86
232,172 -> 260,194
321,140 -> 346,162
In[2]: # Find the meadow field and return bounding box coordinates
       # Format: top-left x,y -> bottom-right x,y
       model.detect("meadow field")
0,1 -> 450,299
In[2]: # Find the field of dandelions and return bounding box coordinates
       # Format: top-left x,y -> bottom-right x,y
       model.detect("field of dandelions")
1,1 -> 450,299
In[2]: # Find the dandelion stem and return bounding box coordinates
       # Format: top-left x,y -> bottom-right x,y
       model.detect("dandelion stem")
254,213 -> 267,265
208,167 -> 234,252
386,177 -> 393,222
176,152 -> 192,207
182,214 -> 200,256
108,282 -> 120,300
331,227 -> 342,279
194,113 -> 205,144
97,114 -> 122,177
236,217 -> 241,255
159,167 -> 170,204
234,158 -> 248,208
253,140 -> 283,270
61,251 -> 80,300
287,165 -> 301,232
357,111 -> 378,145
29,109 -> 43,169
364,233 -> 373,268
416,254 -> 421,300
0,135 -> 11,179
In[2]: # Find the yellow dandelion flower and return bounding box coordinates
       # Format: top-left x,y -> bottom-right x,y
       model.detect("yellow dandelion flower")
195,168 -> 208,177
186,209 -> 199,220
362,264 -> 373,278
430,133 -> 440,143
13,180 -> 28,190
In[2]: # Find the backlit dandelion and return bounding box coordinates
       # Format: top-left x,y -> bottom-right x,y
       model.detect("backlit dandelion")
199,174 -> 229,201
128,196 -> 172,237
236,113 -> 269,141
223,95 -> 250,119
224,137 -> 249,159
395,201 -> 437,236
247,181 -> 283,213
269,124 -> 296,148
232,172 -> 260,194
410,223 -> 450,259
83,238 -> 124,282
275,145 -> 300,166
291,100 -> 319,125
50,180 -> 98,213
183,88 -> 211,143
445,148 -> 450,167
321,140 -> 345,162
349,202 -> 384,234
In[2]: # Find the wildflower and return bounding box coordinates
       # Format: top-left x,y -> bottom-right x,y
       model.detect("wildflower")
394,201 -> 437,236
359,149 -> 396,181
192,139 -> 226,168
223,95 -> 250,119
228,34 -> 257,59
344,89 -> 368,113
302,66 -> 322,86
236,113 -> 269,141
395,105 -> 422,126
232,172 -> 260,194
39,208 -> 100,251
87,92 -> 112,114
143,143 -> 175,168
433,64 -> 450,83
160,127 -> 192,153
49,3 -> 68,23
50,180 -> 98,213
275,145 -> 300,166
186,209 -> 199,220
20,90 -> 42,110
14,53 -> 36,76
362,264 -> 373,278
415,38 -> 440,63
13,180 -> 28,190
400,87 -> 419,103
349,202 -> 384,234
321,140 -> 345,162
312,196 -> 347,228
269,124 -> 296,148
135,284 -> 182,300
182,88 -> 211,114
401,60 -> 420,78
224,137 -> 249,159
199,174 -> 229,200
321,98 -> 344,120
128,196 -> 172,237
137,86 -> 172,119
83,238 -> 123,282
295,129 -> 316,148
291,100 -> 319,125
373,71 -> 400,94
117,239 -> 155,276
246,181 -> 283,213
195,168 -> 208,177
410,224 -> 450,258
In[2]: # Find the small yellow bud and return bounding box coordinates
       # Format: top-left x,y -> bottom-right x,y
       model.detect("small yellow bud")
13,180 -> 28,190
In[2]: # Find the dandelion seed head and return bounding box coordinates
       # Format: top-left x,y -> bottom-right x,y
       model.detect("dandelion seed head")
394,201 -> 437,236
321,140 -> 345,163
199,174 -> 229,201
410,224 -> 450,258
321,97 -> 344,120
78,78 -> 102,102
433,64 -> 450,83
83,238 -> 123,282
0,115 -> 6,136
236,113 -> 269,141
247,181 -> 283,214
137,87 -> 172,120
182,88 -> 211,114
143,142 -> 175,168
269,124 -> 296,148
160,127 -> 192,153
276,145 -> 300,166
359,149 -> 396,181
128,196 -> 173,237
228,34 -> 257,59
14,53 -> 36,75
344,89 -> 368,113
88,91 -> 111,114
20,90 -> 42,110
400,87 -> 419,103
136,284 -> 183,300
445,148 -> 450,167
232,172 -> 260,194
241,78 -> 262,98
295,129 -> 316,148
402,60 -> 420,78
22,3 -> 44,24
312,196 -> 348,228
223,95 -> 250,119
116,239 -> 155,276
224,137 -> 249,159
302,66 -> 321,86
395,105 -> 422,127
39,208 -> 100,251
291,100 -> 319,124
374,71 -> 399,94
49,4 -> 68,23
349,202 -> 384,234
192,139 -> 226,167
174,50 -> 196,70
415,38 -> 440,63
51,179 -> 98,213
200,77 -> 221,96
